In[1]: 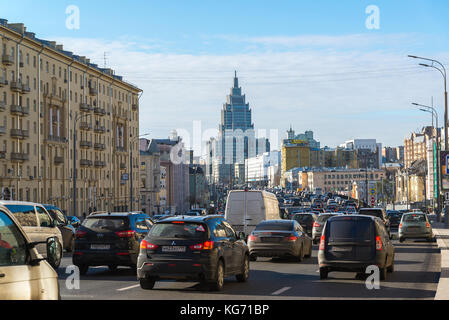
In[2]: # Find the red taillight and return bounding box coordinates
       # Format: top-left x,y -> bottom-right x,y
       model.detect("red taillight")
313,222 -> 321,228
117,252 -> 129,256
319,236 -> 325,250
286,236 -> 298,241
75,230 -> 87,239
189,241 -> 214,251
140,239 -> 158,250
115,230 -> 136,238
426,222 -> 430,228
248,235 -> 259,242
172,221 -> 184,224
376,236 -> 383,250
73,252 -> 83,256
399,223 -> 402,229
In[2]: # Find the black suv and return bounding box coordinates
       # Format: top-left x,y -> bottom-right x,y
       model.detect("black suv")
358,208 -> 391,236
73,212 -> 153,275
137,215 -> 250,291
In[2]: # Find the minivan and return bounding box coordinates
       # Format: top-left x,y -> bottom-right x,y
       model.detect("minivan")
0,201 -> 64,269
0,205 -> 60,300
318,215 -> 395,280
225,190 -> 280,236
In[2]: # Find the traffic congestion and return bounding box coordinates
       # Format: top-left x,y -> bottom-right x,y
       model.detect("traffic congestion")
0,189 -> 439,299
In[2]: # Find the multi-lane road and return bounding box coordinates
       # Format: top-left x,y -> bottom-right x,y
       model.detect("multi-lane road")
57,236 -> 441,300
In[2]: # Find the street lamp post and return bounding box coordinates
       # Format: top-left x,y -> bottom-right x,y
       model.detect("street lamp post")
129,133 -> 150,212
71,112 -> 91,218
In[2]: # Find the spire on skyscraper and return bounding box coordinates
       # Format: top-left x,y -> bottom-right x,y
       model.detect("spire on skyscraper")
234,70 -> 238,88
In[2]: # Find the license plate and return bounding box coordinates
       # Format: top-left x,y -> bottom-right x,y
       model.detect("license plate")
91,244 -> 110,250
332,246 -> 352,252
162,246 -> 186,253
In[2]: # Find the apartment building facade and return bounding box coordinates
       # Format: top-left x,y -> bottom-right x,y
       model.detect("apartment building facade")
0,20 -> 141,216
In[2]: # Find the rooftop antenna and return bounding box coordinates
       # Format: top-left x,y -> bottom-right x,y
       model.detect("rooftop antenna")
103,52 -> 109,69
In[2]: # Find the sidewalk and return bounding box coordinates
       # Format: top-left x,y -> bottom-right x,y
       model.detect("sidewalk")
431,222 -> 449,300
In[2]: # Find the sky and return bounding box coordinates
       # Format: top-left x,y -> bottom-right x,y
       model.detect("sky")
2,0 -> 449,155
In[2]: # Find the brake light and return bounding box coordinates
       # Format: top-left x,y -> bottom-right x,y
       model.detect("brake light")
115,230 -> 136,238
319,236 -> 325,250
313,222 -> 321,228
189,241 -> 214,251
190,243 -> 203,250
140,239 -> 158,250
248,235 -> 259,242
376,236 -> 383,250
172,221 -> 184,224
399,223 -> 402,229
286,236 -> 298,241
75,230 -> 87,239
426,222 -> 430,228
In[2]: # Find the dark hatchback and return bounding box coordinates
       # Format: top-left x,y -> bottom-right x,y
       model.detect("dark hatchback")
318,215 -> 395,280
137,215 -> 249,291
73,212 -> 154,275
292,213 -> 315,237
387,210 -> 403,229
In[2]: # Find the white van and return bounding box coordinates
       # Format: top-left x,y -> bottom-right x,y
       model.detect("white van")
225,190 -> 280,236
0,205 -> 60,300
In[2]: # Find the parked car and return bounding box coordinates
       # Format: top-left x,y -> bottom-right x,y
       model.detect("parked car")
318,215 -> 395,280
399,213 -> 433,242
137,215 -> 249,291
225,190 -> 280,236
67,216 -> 81,229
0,205 -> 60,300
312,213 -> 344,244
43,205 -> 76,252
291,213 -> 316,237
248,220 -> 312,262
73,212 -> 154,275
358,208 -> 391,236
0,201 -> 64,270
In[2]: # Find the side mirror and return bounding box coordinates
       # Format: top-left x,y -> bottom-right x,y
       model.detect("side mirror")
49,219 -> 57,228
46,237 -> 62,267
238,232 -> 246,241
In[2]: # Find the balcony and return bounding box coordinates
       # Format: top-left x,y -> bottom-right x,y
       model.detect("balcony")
10,81 -> 22,92
0,101 -> 6,112
47,135 -> 67,144
11,152 -> 29,162
54,156 -> 64,165
116,146 -> 126,153
21,83 -> 31,94
80,122 -> 92,131
80,103 -> 92,112
93,107 -> 106,116
94,160 -> 106,168
94,126 -> 106,134
10,129 -> 29,139
80,159 -> 93,167
89,86 -> 98,96
0,76 -> 7,87
80,140 -> 92,149
2,54 -> 14,66
94,143 -> 106,150
132,103 -> 138,111
0,151 -> 5,160
0,126 -> 6,135
120,163 -> 126,170
10,105 -> 23,116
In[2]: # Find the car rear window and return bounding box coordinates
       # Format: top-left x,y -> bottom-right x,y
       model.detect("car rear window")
317,214 -> 337,223
359,209 -> 383,218
255,222 -> 293,231
293,215 -> 314,223
403,214 -> 426,223
83,217 -> 129,231
327,218 -> 374,241
149,222 -> 208,239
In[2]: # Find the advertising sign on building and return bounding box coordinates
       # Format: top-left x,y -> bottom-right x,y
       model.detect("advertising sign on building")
441,151 -> 449,190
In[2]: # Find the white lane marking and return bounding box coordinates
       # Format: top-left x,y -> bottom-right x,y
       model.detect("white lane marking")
117,284 -> 140,292
271,287 -> 291,295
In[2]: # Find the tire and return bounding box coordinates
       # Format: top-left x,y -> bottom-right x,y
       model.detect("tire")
305,242 -> 312,258
296,245 -> 304,262
249,254 -> 257,262
78,265 -> 89,275
380,262 -> 387,280
387,261 -> 394,273
319,267 -> 328,280
236,255 -> 249,282
140,278 -> 156,290
209,260 -> 225,291
399,237 -> 405,243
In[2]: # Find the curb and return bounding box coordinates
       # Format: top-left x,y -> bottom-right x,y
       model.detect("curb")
433,228 -> 449,300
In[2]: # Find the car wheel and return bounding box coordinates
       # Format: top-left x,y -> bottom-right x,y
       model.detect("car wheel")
78,265 -> 89,275
66,237 -> 75,253
399,237 -> 405,243
296,245 -> 304,262
249,254 -> 257,262
305,242 -> 312,258
380,261 -> 387,280
140,278 -> 156,290
319,267 -> 328,280
210,260 -> 225,291
387,260 -> 394,273
236,255 -> 249,282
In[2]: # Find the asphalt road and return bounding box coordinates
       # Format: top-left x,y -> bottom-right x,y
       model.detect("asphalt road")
57,235 -> 441,300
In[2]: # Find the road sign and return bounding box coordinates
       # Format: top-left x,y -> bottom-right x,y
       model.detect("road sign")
370,188 -> 376,195
445,192 -> 449,202
447,155 -> 449,175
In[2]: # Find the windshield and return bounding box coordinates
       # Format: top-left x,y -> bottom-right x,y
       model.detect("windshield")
83,217 -> 129,231
255,222 -> 293,231
149,222 -> 207,239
